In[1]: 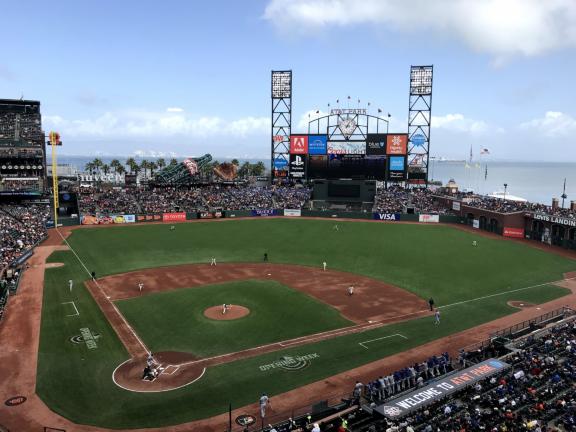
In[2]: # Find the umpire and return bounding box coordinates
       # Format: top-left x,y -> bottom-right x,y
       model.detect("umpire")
428,298 -> 434,311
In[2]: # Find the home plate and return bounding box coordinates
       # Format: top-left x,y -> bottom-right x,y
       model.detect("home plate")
107,296 -> 111,299
368,320 -> 373,323
267,273 -> 271,276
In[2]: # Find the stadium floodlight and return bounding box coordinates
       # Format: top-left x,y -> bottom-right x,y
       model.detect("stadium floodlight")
272,71 -> 292,99
410,66 -> 433,95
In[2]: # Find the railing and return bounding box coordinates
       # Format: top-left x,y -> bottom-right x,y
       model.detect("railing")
489,306 -> 575,339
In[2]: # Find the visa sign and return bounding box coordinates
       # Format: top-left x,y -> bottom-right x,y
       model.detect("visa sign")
373,213 -> 401,221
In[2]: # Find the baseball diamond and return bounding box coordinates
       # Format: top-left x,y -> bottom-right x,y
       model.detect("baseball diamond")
2,18 -> 576,432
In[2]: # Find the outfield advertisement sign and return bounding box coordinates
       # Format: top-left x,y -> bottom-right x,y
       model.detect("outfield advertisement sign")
162,212 -> 186,222
473,219 -> 480,229
532,213 -> 576,227
452,201 -> 461,211
289,154 -> 306,179
366,134 -> 387,156
327,141 -> 366,155
290,135 -> 308,154
375,359 -> 509,419
81,214 -> 136,225
251,209 -> 276,217
373,213 -> 401,221
198,211 -> 223,219
137,214 -> 162,222
419,214 -> 439,223
284,209 -> 301,217
503,227 -> 525,238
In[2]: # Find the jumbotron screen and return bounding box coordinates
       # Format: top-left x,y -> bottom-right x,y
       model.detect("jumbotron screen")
307,154 -> 387,180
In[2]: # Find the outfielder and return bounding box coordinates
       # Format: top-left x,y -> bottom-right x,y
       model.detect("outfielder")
211,257 -> 217,266
322,261 -> 327,271
68,279 -> 73,293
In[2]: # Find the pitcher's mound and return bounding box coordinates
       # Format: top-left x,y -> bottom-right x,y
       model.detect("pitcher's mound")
204,305 -> 250,321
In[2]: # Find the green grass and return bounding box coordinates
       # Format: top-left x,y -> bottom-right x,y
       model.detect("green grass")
35,220 -> 576,428
115,280 -> 352,357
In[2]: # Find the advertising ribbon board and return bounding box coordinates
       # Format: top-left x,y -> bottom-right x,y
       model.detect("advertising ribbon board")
533,213 -> 576,227
284,209 -> 301,217
198,211 -> 223,219
251,209 -> 276,217
375,359 -> 509,419
163,212 -> 186,222
419,214 -> 439,223
373,213 -> 401,221
503,227 -> 525,238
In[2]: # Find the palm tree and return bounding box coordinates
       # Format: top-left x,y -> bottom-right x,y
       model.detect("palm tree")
231,158 -> 239,166
149,161 -> 158,176
253,161 -> 266,176
157,158 -> 166,170
238,162 -> 251,178
110,159 -> 121,173
93,158 -> 103,173
126,158 -> 137,174
85,162 -> 95,174
140,160 -> 149,178
116,165 -> 126,175
102,164 -> 110,175
169,158 -> 178,166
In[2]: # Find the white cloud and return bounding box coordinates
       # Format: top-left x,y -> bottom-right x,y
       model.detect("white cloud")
43,110 -> 270,139
0,64 -> 15,81
297,110 -> 328,130
520,111 -> 576,137
432,113 -> 490,134
264,0 -> 576,60
166,107 -> 184,113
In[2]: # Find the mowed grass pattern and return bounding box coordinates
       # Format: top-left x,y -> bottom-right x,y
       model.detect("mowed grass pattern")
35,220 -> 576,428
115,280 -> 353,357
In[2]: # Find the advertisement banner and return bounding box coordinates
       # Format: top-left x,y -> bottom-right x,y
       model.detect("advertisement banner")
290,135 -> 308,154
123,214 -> 136,223
327,141 -> 366,155
274,158 -> 288,170
373,213 -> 401,221
273,169 -> 288,178
473,219 -> 480,229
251,209 -> 276,217
386,134 -> 408,155
289,154 -> 306,179
375,359 -> 509,419
503,227 -> 525,238
308,135 -> 327,155
452,201 -> 461,211
366,134 -> 387,156
198,211 -> 223,219
419,214 -> 439,223
81,214 -> 135,225
284,209 -> 301,217
137,214 -> 162,222
162,212 -> 186,222
389,156 -> 405,171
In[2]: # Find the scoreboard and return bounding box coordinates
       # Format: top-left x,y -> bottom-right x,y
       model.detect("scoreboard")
280,133 -> 408,181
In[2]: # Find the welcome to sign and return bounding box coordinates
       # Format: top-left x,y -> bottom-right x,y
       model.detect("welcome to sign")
375,359 -> 509,419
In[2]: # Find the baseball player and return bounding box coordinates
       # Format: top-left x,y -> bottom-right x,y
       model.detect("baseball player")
434,308 -> 441,325
210,257 -> 217,266
472,240 -> 478,247
170,225 -> 175,231
348,285 -> 355,296
259,393 -> 270,418
322,261 -> 327,271
333,224 -> 339,231
263,253 -> 268,262
138,282 -> 144,292
222,304 -> 228,315
68,279 -> 73,293
428,297 -> 435,311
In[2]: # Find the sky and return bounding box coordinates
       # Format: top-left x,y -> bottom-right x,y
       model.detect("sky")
1,0 -> 576,161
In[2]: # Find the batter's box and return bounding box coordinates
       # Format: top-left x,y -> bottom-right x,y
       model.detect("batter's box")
163,365 -> 180,375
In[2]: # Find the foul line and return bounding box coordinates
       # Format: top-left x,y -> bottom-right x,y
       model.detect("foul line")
359,334 -> 407,350
61,301 -> 79,317
438,276 -> 576,311
56,228 -> 150,355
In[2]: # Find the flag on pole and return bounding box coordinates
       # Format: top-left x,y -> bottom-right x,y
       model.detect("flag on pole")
480,148 -> 490,155
484,165 -> 488,180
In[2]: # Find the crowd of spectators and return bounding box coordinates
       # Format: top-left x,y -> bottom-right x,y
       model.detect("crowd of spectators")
0,204 -> 50,269
78,185 -> 313,214
372,187 -> 451,214
298,318 -> 576,432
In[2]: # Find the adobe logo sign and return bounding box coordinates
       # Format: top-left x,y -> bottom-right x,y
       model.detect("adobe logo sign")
290,135 -> 308,154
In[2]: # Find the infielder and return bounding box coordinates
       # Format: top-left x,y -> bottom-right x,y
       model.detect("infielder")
323,261 -> 327,271
138,282 -> 144,292
211,257 -> 217,266
68,279 -> 73,293
434,309 -> 441,325
348,285 -> 355,296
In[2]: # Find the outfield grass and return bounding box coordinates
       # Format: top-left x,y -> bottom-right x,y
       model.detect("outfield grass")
35,220 -> 576,428
115,280 -> 352,357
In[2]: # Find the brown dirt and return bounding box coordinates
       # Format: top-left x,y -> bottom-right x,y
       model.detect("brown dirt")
507,301 -> 536,309
44,262 -> 64,268
204,305 -> 250,320
1,225 -> 576,432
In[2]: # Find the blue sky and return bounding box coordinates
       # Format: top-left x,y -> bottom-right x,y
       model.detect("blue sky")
1,0 -> 575,161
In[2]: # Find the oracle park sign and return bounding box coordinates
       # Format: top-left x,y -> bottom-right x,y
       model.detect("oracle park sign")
375,359 -> 509,419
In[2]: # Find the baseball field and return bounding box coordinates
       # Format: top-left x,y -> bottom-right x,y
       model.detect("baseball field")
35,219 -> 575,428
